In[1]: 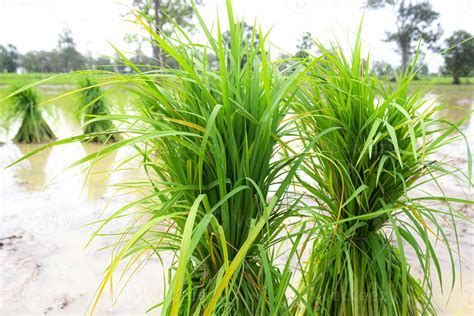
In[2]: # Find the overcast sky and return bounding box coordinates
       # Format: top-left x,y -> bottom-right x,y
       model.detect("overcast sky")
0,0 -> 473,71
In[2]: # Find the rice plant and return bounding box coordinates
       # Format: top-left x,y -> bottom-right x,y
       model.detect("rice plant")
292,31 -> 473,315
8,1 -> 310,314
79,78 -> 120,143
9,86 -> 56,143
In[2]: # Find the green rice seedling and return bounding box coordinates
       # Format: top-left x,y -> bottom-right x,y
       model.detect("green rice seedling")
12,1 -> 311,315
79,78 -> 120,143
292,31 -> 473,315
9,86 -> 56,143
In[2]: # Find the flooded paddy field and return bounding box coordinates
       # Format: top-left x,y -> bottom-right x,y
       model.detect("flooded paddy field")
0,141 -> 166,315
0,83 -> 473,314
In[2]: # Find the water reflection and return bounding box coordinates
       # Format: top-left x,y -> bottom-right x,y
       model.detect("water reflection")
81,143 -> 118,200
438,97 -> 473,130
9,144 -> 53,193
0,140 -> 137,200
434,85 -> 473,132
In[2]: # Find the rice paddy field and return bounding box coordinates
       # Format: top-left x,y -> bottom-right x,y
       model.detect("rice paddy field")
0,79 -> 155,314
0,5 -> 473,312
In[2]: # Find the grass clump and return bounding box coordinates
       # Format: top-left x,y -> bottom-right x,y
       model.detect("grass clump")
10,86 -> 55,143
79,78 -> 119,143
292,33 -> 472,315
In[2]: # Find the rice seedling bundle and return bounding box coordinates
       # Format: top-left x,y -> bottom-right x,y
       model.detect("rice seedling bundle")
79,78 -> 120,143
57,1 -> 309,315
292,33 -> 472,315
8,2 -> 307,313
10,87 -> 56,143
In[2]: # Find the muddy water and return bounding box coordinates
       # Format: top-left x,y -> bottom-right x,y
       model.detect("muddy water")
0,88 -> 473,315
414,88 -> 474,315
0,142 -> 164,315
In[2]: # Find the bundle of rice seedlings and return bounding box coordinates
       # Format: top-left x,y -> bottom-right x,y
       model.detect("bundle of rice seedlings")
11,1 -> 309,314
292,30 -> 473,315
10,86 -> 55,143
79,78 -> 120,143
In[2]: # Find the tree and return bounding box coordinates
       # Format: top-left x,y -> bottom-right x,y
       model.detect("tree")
276,33 -> 316,76
442,30 -> 474,84
56,28 -> 84,72
295,32 -> 314,58
84,54 -> 113,71
222,22 -> 260,48
367,0 -> 442,74
21,50 -> 61,73
19,30 -> 87,73
57,28 -> 76,50
372,60 -> 394,78
0,44 -> 19,72
129,0 -> 201,65
276,52 -> 296,75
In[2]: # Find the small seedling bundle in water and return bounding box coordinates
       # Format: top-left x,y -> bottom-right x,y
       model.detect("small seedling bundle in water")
10,86 -> 55,143
79,78 -> 119,143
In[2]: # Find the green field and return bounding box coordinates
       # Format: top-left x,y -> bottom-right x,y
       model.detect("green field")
0,73 -> 471,130
0,72 -> 85,86
0,73 -> 133,104
1,72 -> 472,86
0,73 -> 135,134
414,76 -> 473,86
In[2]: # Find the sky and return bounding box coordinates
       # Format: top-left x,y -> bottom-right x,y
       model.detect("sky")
0,0 -> 473,72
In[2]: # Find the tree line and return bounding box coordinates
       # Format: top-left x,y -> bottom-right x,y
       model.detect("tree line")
0,28 -> 110,73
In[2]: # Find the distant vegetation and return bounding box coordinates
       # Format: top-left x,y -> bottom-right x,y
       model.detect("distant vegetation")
441,30 -> 474,84
0,29 -> 90,73
0,73 -> 82,86
367,0 -> 442,74
1,0 -> 473,84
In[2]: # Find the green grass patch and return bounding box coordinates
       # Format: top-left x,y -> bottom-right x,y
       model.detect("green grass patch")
0,73 -> 79,86
0,71 -> 120,88
12,2 -> 309,315
413,76 -> 473,86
